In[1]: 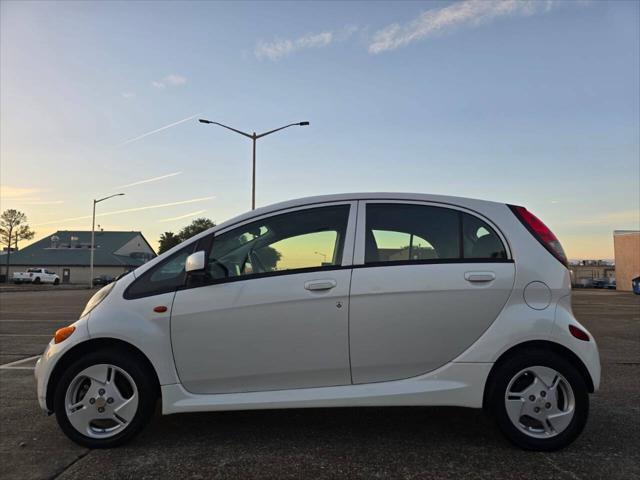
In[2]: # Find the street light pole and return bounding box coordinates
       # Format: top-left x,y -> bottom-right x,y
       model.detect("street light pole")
252,133 -> 256,210
90,193 -> 124,288
199,119 -> 309,210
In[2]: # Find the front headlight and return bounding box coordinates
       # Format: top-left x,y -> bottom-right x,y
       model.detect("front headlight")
81,282 -> 116,317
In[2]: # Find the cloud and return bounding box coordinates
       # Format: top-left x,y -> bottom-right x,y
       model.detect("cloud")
570,210 -> 640,227
34,196 -> 216,226
255,31 -> 335,60
23,200 -> 65,205
152,73 -> 188,89
158,209 -> 207,223
121,92 -> 136,99
368,0 -> 560,53
0,186 -> 40,198
116,113 -> 201,147
116,171 -> 182,189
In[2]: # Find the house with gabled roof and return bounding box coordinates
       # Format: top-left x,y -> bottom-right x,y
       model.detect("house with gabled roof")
3,230 -> 156,284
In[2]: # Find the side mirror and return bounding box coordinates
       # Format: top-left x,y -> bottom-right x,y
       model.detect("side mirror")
185,250 -> 206,273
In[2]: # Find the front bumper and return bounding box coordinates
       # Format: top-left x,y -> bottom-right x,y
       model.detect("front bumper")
35,316 -> 90,412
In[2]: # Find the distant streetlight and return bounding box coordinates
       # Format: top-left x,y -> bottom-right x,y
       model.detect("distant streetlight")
90,193 -> 124,288
199,119 -> 310,210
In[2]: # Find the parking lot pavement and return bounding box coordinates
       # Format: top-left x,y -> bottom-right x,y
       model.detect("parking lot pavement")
1,289 -> 638,480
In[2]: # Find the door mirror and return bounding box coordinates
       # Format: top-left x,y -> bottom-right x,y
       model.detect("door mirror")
185,250 -> 206,273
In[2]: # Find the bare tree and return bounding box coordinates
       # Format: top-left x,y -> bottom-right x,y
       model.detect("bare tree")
0,210 -> 35,283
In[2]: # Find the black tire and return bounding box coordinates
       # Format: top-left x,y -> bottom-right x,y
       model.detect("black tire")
53,278 -> 60,285
53,349 -> 157,448
33,277 -> 41,284
488,349 -> 589,451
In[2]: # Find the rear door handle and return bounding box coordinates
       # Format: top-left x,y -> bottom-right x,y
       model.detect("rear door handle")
464,272 -> 496,282
304,279 -> 337,291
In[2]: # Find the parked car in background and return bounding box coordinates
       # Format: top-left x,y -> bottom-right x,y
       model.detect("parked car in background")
13,268 -> 60,285
92,275 -> 116,286
35,193 -> 600,451
633,276 -> 640,295
591,279 -> 606,289
575,278 -> 594,288
605,280 -> 616,290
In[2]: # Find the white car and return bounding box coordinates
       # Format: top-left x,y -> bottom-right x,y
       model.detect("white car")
35,193 -> 600,450
13,268 -> 60,285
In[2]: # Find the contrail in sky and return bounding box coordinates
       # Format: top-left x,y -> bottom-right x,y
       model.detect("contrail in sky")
116,171 -> 182,189
116,113 -> 200,147
34,196 -> 215,226
158,209 -> 206,223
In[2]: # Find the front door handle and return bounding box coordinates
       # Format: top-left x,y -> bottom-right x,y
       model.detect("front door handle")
304,279 -> 337,291
464,272 -> 496,282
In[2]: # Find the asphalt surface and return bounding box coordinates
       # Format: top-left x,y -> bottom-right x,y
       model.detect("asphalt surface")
0,288 -> 638,480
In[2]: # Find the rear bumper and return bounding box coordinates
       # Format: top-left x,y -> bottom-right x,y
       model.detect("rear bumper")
554,294 -> 601,391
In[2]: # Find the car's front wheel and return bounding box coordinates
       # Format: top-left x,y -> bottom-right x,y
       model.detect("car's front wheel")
53,349 -> 157,448
489,349 -> 589,451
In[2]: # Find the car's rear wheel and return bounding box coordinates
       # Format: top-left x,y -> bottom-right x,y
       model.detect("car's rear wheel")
489,349 -> 589,451
33,277 -> 41,284
53,350 -> 156,448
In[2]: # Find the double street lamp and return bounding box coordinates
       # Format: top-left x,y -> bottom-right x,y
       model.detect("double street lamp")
199,119 -> 309,210
90,193 -> 124,288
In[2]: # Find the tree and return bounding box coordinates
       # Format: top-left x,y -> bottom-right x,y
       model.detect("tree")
0,210 -> 35,283
158,232 -> 181,254
178,218 -> 215,242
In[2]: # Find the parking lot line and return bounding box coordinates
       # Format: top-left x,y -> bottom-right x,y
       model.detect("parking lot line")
0,319 -> 69,323
0,355 -> 41,370
0,334 -> 52,337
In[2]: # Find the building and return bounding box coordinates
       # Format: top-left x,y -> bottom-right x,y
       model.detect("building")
614,230 -> 640,292
3,230 -> 155,284
568,260 -> 615,288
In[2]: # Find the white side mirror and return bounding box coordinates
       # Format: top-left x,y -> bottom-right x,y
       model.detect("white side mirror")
185,250 -> 206,273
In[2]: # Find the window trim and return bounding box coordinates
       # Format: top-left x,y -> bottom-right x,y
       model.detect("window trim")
353,200 -> 512,267
183,201 -> 357,291
123,241 -> 197,300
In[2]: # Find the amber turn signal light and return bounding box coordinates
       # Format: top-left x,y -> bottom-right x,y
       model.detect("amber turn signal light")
54,326 -> 76,344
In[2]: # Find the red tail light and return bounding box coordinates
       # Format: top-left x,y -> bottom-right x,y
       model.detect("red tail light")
508,205 -> 568,267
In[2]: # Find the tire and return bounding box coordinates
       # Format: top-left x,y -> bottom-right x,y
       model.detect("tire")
53,349 -> 157,448
54,278 -> 60,285
33,277 -> 41,284
488,349 -> 589,451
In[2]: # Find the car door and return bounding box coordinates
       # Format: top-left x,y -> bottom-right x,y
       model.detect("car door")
349,201 -> 515,384
170,202 -> 357,394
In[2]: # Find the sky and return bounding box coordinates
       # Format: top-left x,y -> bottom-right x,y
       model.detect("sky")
1,0 -> 638,259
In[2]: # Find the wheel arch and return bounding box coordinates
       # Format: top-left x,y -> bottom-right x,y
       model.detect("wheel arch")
45,337 -> 160,412
482,340 -> 595,409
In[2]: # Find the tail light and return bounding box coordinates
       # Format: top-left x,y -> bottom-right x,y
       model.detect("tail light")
508,205 -> 568,267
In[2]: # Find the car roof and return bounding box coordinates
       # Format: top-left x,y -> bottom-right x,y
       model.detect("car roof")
214,192 -> 506,231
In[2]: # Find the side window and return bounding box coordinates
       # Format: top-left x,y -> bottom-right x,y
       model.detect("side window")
125,242 -> 195,299
365,204 -> 460,264
462,213 -> 506,259
205,205 -> 350,282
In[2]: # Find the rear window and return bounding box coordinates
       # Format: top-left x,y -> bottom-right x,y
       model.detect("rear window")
364,203 -> 507,264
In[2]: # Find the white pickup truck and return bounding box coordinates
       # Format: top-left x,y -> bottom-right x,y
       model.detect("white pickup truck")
13,268 -> 60,285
